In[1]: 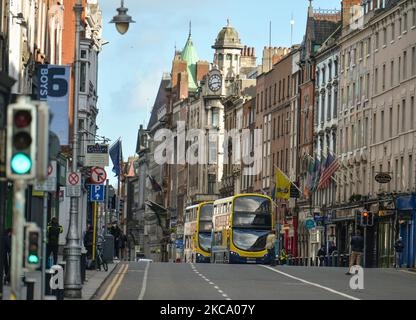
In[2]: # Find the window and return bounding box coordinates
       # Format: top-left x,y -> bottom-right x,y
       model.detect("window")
412,47 -> 416,76
397,104 -> 401,134
391,23 -> 395,42
411,97 -> 415,130
282,80 -> 285,101
402,99 -> 406,132
368,37 -> 371,55
376,32 -> 379,49
287,76 -> 290,97
273,118 -> 276,140
382,64 -> 386,91
373,113 -> 377,143
209,140 -> 217,164
269,86 -> 272,107
374,68 -> 378,94
226,54 -> 232,60
80,62 -> 87,93
212,109 -> 219,127
335,59 -> 338,76
366,73 -> 370,99
383,27 -> 387,46
403,51 -> 407,79
261,91 -> 264,112
399,18 -> 402,36
358,119 -> 362,147
404,13 -> 408,32
265,88 -> 268,108
398,57 -> 401,83
327,92 -> 332,121
400,156 -> 404,191
321,94 -> 325,123
394,159 -> 398,190
334,90 -> 338,118
274,84 -> 277,104
391,60 -> 394,87
346,127 -> 349,151
365,117 -> 369,145
389,107 -> 393,137
413,8 -> 416,27
352,124 -> 355,149
208,174 -> 216,195
409,155 -> 413,190
277,116 -> 280,137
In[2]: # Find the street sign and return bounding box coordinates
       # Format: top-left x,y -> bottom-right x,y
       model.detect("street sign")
90,167 -> 107,184
305,219 -> 316,230
34,161 -> 57,192
66,172 -> 81,197
89,184 -> 105,202
375,172 -> 392,184
85,144 -> 109,167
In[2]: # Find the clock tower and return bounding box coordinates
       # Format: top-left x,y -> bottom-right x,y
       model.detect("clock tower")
212,20 -> 244,93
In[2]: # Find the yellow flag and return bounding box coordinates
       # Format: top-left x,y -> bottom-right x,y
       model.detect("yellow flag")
275,168 -> 290,200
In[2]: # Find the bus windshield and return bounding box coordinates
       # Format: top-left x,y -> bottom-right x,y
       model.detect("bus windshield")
232,196 -> 272,229
232,229 -> 270,252
198,232 -> 212,253
199,204 -> 213,232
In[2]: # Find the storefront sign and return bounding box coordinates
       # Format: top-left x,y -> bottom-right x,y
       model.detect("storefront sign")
375,172 -> 392,184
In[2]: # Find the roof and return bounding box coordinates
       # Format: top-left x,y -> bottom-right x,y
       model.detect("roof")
181,34 -> 199,91
212,21 -> 243,50
147,75 -> 171,130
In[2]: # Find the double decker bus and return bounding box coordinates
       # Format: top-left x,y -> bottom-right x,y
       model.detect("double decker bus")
183,202 -> 214,263
211,194 -> 274,264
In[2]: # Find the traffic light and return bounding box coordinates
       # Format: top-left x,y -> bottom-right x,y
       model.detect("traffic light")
360,211 -> 374,227
34,101 -> 50,181
6,97 -> 37,180
24,223 -> 41,270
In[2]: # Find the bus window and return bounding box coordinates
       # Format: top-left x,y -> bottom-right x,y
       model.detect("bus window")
233,196 -> 272,228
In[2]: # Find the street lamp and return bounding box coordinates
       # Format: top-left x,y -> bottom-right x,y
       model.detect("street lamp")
110,0 -> 135,35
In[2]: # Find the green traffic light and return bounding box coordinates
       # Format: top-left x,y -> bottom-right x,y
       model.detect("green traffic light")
10,153 -> 32,174
28,254 -> 39,264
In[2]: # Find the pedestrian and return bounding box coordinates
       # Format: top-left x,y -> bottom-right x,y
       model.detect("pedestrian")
279,249 -> 288,265
46,217 -> 63,266
265,230 -> 277,266
328,241 -> 337,255
317,245 -> 326,267
120,233 -> 128,260
346,229 -> 364,275
394,237 -> 404,269
110,223 -> 121,259
2,228 -> 12,285
83,224 -> 94,268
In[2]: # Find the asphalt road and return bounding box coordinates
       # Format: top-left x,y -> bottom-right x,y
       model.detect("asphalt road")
93,262 -> 416,300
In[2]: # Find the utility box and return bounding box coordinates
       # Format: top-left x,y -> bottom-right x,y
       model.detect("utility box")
103,234 -> 114,262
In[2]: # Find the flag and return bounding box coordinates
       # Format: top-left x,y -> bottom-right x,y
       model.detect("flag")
275,168 -> 290,200
304,157 -> 314,198
317,153 -> 340,190
147,175 -> 163,192
311,158 -> 322,192
109,139 -> 123,177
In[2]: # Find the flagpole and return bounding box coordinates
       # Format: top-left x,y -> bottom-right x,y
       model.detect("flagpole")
274,165 -> 302,193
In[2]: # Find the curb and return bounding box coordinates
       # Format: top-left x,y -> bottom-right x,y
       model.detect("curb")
88,263 -> 119,300
408,268 -> 416,273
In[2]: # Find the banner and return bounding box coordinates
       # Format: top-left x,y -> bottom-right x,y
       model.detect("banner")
38,64 -> 70,145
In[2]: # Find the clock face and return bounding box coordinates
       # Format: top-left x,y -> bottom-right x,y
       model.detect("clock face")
208,74 -> 222,92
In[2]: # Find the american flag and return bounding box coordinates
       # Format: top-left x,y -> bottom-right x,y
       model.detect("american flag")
317,153 -> 340,190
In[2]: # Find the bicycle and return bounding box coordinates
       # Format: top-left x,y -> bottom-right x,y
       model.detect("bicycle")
96,236 -> 108,272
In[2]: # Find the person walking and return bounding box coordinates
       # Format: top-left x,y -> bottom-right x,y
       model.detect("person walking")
46,217 -> 63,266
317,245 -> 326,267
120,233 -> 128,261
394,237 -> 404,269
110,223 -> 122,259
2,228 -> 11,285
346,230 -> 364,275
265,230 -> 277,266
83,224 -> 94,269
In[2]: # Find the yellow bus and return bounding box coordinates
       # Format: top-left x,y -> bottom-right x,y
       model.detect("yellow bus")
184,202 -> 214,263
211,194 -> 274,264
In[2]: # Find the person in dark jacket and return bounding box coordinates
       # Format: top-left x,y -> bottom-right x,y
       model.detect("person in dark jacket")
2,228 -> 12,284
110,223 -> 121,259
346,230 -> 364,275
83,224 -> 94,260
47,217 -> 63,266
394,237 -> 404,269
317,245 -> 326,266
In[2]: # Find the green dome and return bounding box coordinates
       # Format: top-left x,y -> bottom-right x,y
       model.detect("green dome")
181,35 -> 199,91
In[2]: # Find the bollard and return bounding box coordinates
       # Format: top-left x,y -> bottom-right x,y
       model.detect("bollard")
25,278 -> 36,300
81,251 -> 87,284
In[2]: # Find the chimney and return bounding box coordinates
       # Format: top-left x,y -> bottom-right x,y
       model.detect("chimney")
342,0 -> 362,29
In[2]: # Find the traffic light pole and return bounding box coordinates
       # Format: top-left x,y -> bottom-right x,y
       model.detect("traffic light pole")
63,1 -> 83,299
363,226 -> 367,268
10,180 -> 27,300
41,192 -> 48,300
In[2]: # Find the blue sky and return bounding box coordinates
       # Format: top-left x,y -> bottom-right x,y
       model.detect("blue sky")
97,0 -> 341,184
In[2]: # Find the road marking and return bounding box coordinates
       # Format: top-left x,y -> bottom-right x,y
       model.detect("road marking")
107,264 -> 129,300
261,266 -> 360,300
400,270 -> 416,276
138,262 -> 151,300
191,264 -> 232,300
100,264 -> 127,300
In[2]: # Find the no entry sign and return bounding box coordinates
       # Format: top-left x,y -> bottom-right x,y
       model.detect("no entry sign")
91,167 -> 107,184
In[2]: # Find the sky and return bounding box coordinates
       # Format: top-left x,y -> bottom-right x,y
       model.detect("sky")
97,0 -> 341,185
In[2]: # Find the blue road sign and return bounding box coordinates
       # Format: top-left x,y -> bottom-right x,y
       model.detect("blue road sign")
89,184 -> 105,202
305,219 -> 316,230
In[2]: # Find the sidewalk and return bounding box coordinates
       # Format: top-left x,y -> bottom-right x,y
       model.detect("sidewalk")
1,261 -> 118,300
68,261 -> 118,300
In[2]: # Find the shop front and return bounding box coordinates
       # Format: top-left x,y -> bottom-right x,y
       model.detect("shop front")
396,195 -> 416,268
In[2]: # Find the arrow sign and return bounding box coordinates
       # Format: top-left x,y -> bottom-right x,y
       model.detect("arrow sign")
89,184 -> 105,202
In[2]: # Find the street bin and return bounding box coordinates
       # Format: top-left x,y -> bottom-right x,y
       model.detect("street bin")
104,234 -> 114,263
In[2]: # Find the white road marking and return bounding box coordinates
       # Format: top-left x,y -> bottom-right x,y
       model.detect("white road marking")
261,266 -> 360,300
192,265 -> 231,300
138,262 -> 150,300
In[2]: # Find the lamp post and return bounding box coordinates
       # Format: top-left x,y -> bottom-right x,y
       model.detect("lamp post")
110,0 -> 135,35
64,0 -> 135,298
